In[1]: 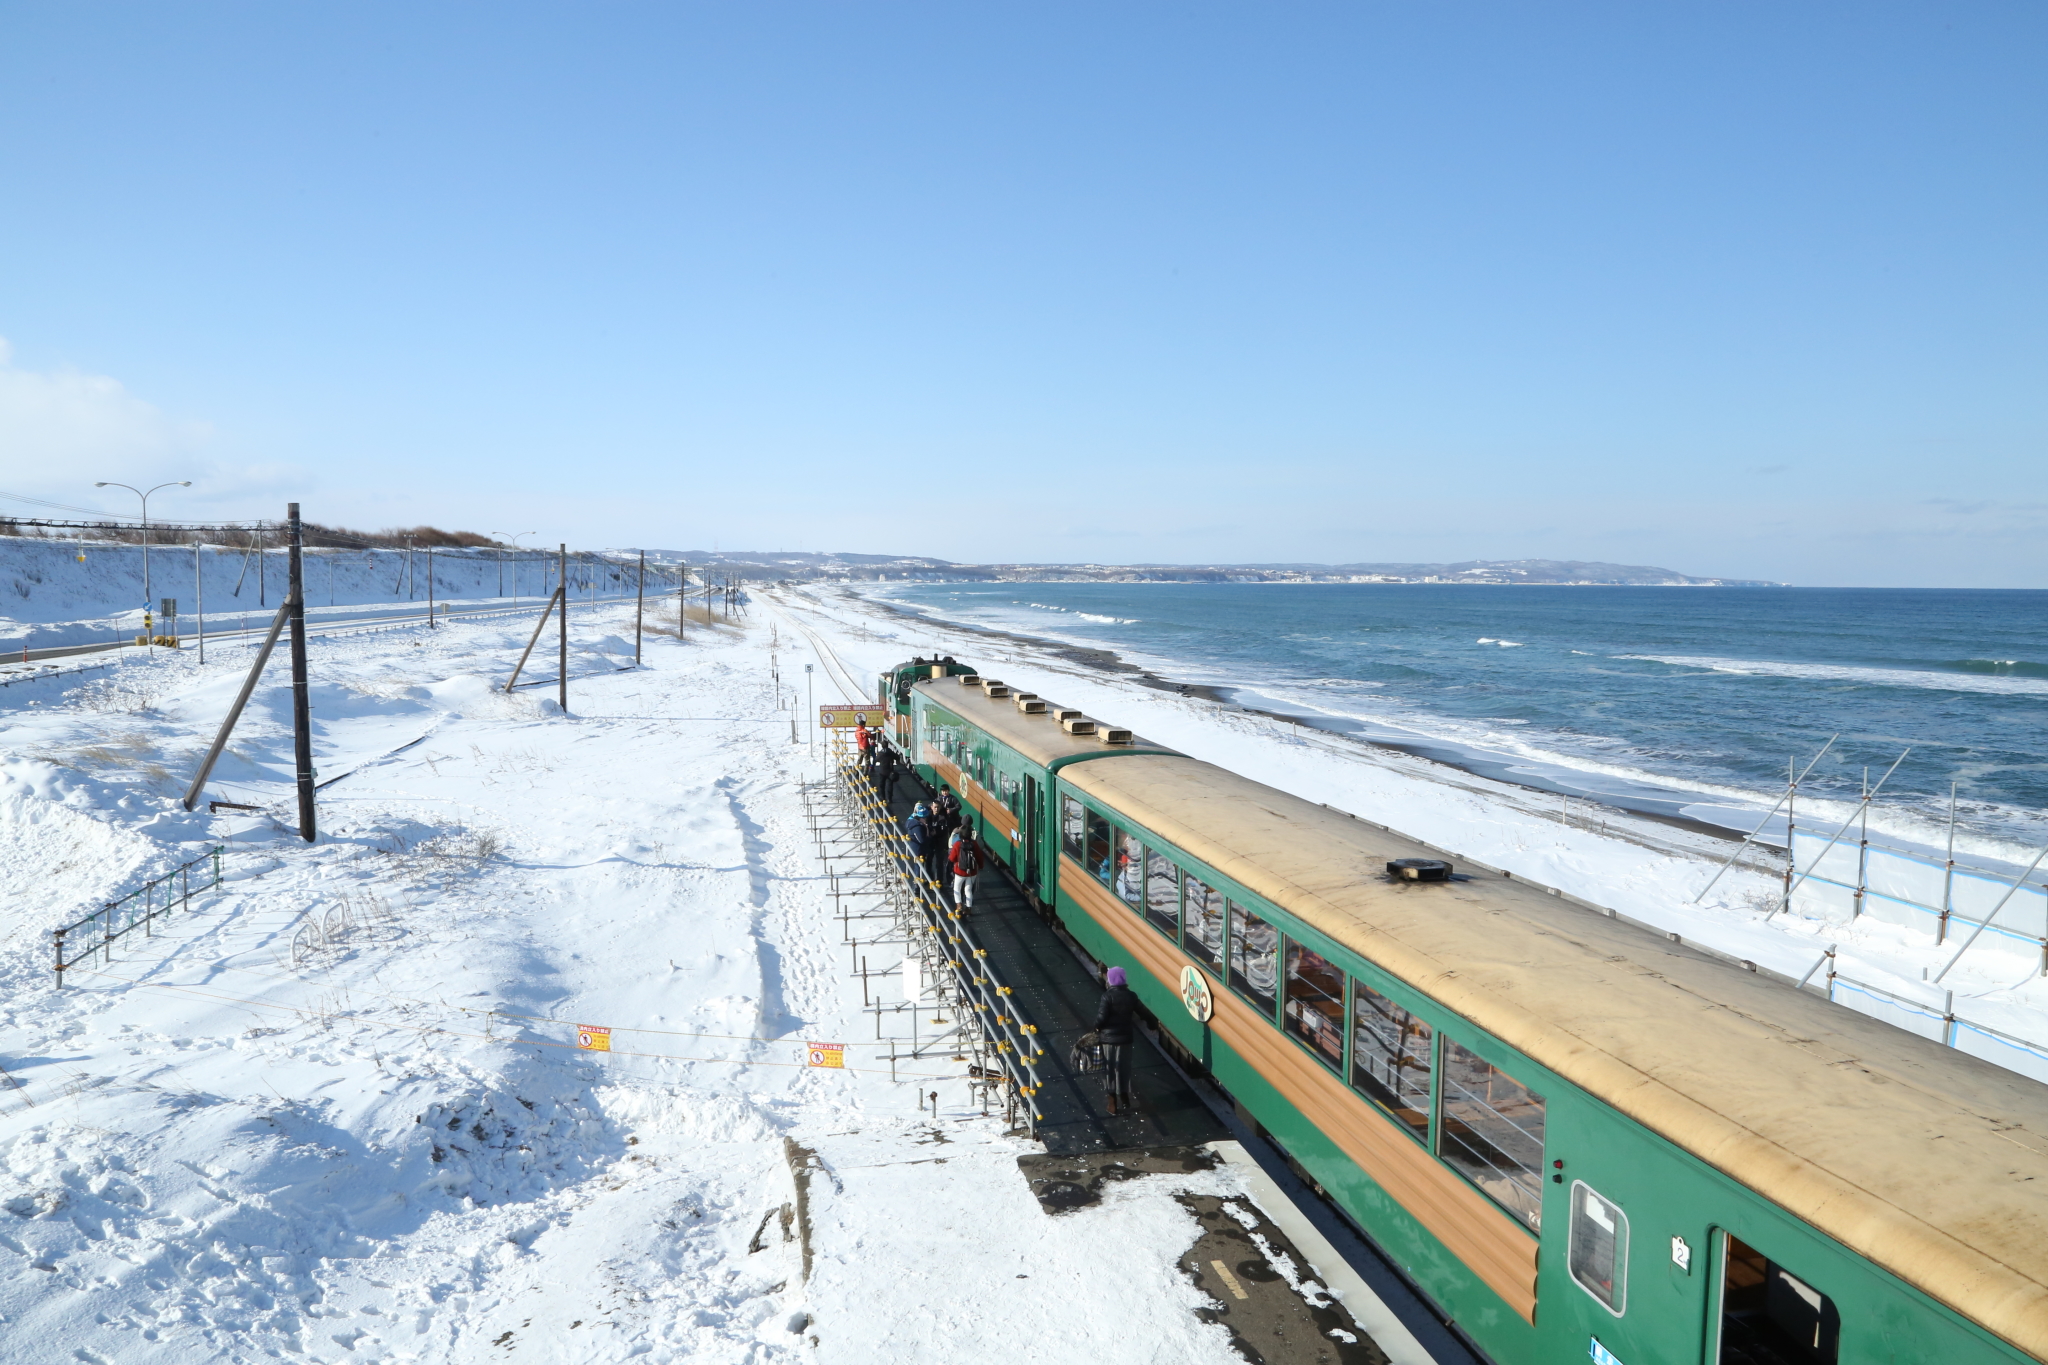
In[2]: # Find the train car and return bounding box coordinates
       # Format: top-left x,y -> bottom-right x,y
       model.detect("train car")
885,658 -> 2048,1365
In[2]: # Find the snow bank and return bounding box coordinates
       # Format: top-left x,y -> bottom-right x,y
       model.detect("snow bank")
0,589 -> 1279,1364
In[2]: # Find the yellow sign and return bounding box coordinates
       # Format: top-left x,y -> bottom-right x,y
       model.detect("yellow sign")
819,703 -> 887,729
576,1024 -> 612,1052
806,1041 -> 846,1069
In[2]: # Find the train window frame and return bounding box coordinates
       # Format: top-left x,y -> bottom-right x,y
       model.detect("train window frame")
1712,1232 -> 1841,1365
1112,830 -> 1144,911
1184,875 -> 1226,969
1060,796 -> 1085,862
1085,810 -> 1114,885
1282,940 -> 1346,1071
1227,901 -> 1280,1018
1143,849 -> 1181,940
1436,1037 -> 1547,1233
1349,976 -> 1434,1143
1567,1181 -> 1629,1317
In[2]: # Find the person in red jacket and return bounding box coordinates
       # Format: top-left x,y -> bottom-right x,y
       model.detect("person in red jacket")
949,831 -> 985,911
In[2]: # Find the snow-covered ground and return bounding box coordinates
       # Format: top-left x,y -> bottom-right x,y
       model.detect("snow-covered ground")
5,559 -> 2046,1365
0,597 -> 1294,1364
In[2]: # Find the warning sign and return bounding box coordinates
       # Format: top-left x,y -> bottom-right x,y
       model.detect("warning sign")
805,1041 -> 846,1069
576,1024 -> 613,1052
818,703 -> 886,729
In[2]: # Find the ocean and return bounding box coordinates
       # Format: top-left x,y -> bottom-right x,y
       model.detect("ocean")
866,582 -> 2048,866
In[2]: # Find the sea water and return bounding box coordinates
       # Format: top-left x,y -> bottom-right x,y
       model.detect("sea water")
868,583 -> 2048,866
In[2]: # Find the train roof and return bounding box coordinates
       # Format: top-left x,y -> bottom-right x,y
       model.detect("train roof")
909,677 -> 1179,768
1062,752 -> 2048,1359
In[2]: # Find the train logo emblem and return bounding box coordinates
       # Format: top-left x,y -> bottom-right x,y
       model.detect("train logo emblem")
1180,966 -> 1214,1023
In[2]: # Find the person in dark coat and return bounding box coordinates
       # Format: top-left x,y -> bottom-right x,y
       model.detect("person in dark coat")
1094,965 -> 1138,1114
928,791 -> 960,881
904,803 -> 933,878
876,742 -> 899,801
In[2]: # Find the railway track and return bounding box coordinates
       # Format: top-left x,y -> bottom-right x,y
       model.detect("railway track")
763,593 -> 869,704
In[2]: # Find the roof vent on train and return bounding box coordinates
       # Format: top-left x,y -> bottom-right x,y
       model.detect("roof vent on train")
1015,695 -> 1049,714
956,672 -> 982,685
1052,708 -> 1085,724
1387,858 -> 1453,882
1061,717 -> 1098,736
1099,726 -> 1133,745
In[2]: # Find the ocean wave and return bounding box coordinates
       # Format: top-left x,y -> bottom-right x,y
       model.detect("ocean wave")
1948,658 -> 2048,679
1017,601 -> 1139,624
1620,656 -> 2048,697
1477,638 -> 1526,647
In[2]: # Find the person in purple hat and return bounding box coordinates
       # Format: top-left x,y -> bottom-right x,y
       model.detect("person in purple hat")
1094,965 -> 1138,1115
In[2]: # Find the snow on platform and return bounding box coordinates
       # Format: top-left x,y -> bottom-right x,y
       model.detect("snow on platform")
0,593 -> 1391,1364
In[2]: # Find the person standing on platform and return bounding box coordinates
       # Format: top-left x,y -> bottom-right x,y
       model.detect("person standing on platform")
949,829 -> 984,911
1094,966 -> 1138,1115
904,803 -> 933,881
876,742 -> 898,801
930,791 -> 960,881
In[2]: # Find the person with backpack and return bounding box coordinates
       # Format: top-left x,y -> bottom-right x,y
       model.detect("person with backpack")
876,742 -> 899,800
949,831 -> 986,911
904,803 -> 933,879
1094,965 -> 1138,1115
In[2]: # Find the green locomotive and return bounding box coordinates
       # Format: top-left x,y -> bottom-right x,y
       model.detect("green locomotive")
882,656 -> 2048,1365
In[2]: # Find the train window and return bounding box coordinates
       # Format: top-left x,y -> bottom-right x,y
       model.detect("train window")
1283,943 -> 1345,1069
1719,1236 -> 1839,1365
1438,1039 -> 1546,1231
1351,982 -> 1432,1139
1112,831 -> 1144,910
1086,812 -> 1113,884
1568,1182 -> 1628,1316
1185,877 -> 1225,968
1061,797 -> 1085,861
1228,903 -> 1279,1016
1144,850 -> 1180,938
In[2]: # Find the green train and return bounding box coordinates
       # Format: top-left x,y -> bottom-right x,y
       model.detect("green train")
882,656 -> 2048,1365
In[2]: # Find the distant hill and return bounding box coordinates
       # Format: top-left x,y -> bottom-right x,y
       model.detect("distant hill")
666,551 -> 1780,587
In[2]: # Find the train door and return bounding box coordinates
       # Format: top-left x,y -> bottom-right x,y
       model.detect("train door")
1711,1231 -> 1840,1365
1023,775 -> 1042,893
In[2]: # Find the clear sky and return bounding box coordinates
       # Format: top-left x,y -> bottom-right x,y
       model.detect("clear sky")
1,3 -> 2041,586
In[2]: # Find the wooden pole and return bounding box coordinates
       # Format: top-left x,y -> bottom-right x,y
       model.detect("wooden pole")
558,543 -> 568,713
194,539 -> 204,665
504,587 -> 563,691
635,550 -> 645,664
427,546 -> 435,628
286,504 -> 316,842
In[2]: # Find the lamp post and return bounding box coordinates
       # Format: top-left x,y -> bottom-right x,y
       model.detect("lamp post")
95,480 -> 191,617
492,531 -> 535,600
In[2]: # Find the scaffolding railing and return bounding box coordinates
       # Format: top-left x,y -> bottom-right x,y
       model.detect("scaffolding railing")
801,730 -> 1047,1134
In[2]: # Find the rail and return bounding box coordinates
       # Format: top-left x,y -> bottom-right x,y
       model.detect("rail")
803,730 -> 1047,1132
53,846 -> 224,985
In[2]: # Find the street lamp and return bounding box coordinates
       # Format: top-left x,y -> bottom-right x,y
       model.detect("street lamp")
95,480 -> 191,614
493,531 -> 536,600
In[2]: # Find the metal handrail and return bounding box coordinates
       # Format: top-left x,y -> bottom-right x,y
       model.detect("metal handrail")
54,846 -> 223,985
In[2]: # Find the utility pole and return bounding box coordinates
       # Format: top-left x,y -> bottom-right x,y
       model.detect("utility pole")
806,663 -> 815,759
287,504 -> 316,842
427,546 -> 436,628
634,550 -> 645,664
678,562 -> 687,641
558,543 -> 569,713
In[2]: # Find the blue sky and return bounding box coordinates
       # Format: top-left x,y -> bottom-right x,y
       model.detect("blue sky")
1,2 -> 2041,585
